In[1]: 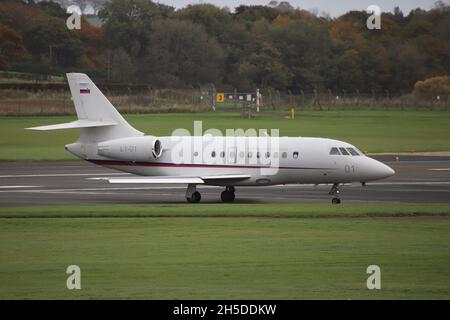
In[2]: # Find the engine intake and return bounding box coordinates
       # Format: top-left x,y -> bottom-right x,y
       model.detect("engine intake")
97,136 -> 163,161
152,138 -> 162,158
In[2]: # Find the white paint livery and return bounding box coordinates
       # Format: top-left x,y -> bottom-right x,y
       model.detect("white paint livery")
27,73 -> 395,203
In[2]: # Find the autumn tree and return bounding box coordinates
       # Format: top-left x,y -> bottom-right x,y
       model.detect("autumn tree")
1,0 -> 449,94
413,75 -> 450,99
141,19 -> 224,87
99,0 -> 174,59
269,18 -> 333,91
0,25 -> 27,70
23,18 -> 84,67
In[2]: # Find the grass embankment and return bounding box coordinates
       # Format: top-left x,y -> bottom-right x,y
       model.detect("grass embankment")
1,110 -> 449,160
1,203 -> 450,299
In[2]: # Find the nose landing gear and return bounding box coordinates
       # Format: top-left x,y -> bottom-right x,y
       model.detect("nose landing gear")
329,183 -> 342,204
221,186 -> 235,203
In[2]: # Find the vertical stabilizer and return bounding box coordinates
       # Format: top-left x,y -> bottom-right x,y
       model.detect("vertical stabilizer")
66,73 -> 143,141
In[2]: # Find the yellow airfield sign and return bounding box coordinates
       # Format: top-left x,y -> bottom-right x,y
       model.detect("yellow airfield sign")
216,93 -> 225,103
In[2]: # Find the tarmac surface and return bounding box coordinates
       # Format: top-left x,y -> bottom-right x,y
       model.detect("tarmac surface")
0,155 -> 449,206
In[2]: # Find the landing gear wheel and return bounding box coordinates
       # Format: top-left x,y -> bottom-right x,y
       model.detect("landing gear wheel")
329,183 -> 343,204
221,191 -> 235,203
187,191 -> 201,203
331,197 -> 341,204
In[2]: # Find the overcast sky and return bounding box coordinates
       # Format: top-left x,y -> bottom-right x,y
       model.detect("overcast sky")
156,0 -> 444,17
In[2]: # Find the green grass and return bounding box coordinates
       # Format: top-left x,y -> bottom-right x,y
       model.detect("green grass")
1,203 -> 450,218
1,204 -> 450,299
1,110 -> 450,160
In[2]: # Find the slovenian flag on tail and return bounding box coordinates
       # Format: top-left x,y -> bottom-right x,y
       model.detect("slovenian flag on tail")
80,88 -> 90,94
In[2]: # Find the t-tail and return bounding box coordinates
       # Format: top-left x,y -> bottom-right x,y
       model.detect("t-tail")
27,73 -> 143,159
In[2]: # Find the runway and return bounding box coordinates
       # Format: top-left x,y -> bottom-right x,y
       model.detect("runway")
0,155 -> 449,206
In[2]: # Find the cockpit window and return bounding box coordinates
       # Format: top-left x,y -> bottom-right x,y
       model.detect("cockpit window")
346,147 -> 360,156
329,147 -> 340,155
339,147 -> 350,155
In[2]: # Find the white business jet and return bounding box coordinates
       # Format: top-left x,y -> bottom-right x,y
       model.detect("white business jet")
27,73 -> 394,204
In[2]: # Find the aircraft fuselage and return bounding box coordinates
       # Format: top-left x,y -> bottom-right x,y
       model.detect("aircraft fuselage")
68,136 -> 394,186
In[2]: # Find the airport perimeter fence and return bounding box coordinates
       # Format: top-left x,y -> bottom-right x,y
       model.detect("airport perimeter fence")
0,86 -> 449,116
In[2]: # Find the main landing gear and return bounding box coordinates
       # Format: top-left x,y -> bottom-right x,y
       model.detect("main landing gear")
221,186 -> 235,203
186,185 -> 236,203
186,184 -> 201,203
329,183 -> 342,204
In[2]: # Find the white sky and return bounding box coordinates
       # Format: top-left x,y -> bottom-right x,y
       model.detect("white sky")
156,0 -> 444,17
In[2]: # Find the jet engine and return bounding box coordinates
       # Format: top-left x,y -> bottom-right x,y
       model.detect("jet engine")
97,136 -> 163,161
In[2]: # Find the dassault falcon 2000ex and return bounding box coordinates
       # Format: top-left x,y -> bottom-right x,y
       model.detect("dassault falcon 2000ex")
27,73 -> 395,204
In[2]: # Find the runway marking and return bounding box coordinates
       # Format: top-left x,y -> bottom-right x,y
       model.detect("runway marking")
1,182 -> 449,194
261,182 -> 450,187
428,168 -> 450,171
0,186 -> 202,193
369,181 -> 450,185
0,185 -> 41,189
0,173 -> 130,178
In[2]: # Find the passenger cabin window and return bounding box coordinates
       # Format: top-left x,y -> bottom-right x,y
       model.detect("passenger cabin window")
347,148 -> 360,156
265,152 -> 270,158
329,147 -> 340,155
339,147 -> 350,155
282,152 -> 288,159
211,151 -> 216,158
293,152 -> 299,159
220,151 -> 225,158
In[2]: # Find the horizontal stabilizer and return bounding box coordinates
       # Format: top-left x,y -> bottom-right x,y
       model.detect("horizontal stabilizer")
26,120 -> 117,131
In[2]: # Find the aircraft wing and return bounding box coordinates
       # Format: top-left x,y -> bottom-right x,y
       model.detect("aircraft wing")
91,174 -> 251,184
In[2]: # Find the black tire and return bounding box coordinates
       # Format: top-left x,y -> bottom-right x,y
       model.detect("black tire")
221,191 -> 235,203
332,197 -> 341,204
187,191 -> 201,203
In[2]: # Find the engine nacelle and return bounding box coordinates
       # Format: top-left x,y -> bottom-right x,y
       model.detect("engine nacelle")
97,136 -> 162,161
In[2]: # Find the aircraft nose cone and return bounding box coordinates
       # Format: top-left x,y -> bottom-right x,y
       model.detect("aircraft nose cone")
375,161 -> 395,179
362,157 -> 395,181
382,163 -> 395,177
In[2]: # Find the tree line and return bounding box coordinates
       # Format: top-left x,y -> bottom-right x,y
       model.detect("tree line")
0,0 -> 449,95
